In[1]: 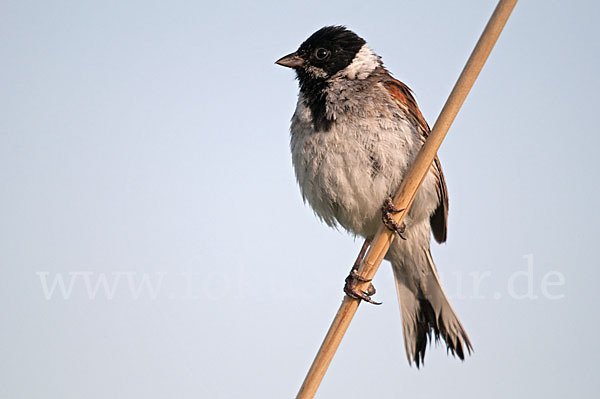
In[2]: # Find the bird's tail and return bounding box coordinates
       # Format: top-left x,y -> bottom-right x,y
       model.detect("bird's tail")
392,248 -> 472,367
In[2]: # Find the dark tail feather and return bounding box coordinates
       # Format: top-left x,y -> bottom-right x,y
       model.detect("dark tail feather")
392,249 -> 472,367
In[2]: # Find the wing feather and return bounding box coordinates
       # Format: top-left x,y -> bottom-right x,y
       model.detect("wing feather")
383,78 -> 448,243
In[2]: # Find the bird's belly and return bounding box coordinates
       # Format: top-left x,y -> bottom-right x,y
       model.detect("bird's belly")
291,120 -> 416,238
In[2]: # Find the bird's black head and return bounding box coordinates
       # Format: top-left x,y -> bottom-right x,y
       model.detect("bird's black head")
276,26 -> 367,89
276,26 -> 375,132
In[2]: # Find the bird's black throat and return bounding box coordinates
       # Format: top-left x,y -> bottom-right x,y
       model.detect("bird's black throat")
296,72 -> 332,132
292,26 -> 367,132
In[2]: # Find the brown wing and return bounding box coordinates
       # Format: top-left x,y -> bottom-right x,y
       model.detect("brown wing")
383,78 -> 449,243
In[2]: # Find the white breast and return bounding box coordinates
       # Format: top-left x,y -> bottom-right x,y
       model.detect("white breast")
290,91 -> 439,239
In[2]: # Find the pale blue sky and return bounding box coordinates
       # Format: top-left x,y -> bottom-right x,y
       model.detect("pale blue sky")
1,1 -> 599,398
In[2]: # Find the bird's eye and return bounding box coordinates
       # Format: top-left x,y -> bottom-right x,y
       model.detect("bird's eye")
314,48 -> 330,60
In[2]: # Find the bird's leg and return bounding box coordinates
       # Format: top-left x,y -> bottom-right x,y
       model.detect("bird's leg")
343,239 -> 381,305
382,197 -> 407,240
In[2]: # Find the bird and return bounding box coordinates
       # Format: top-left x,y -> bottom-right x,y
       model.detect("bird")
276,26 -> 472,367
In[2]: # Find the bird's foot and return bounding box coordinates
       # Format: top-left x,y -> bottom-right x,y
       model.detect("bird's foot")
382,197 -> 407,240
344,270 -> 381,305
343,239 -> 381,305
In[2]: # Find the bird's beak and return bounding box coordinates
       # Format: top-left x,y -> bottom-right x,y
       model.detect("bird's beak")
275,52 -> 304,69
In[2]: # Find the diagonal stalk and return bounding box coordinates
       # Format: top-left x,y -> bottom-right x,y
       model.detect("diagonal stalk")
296,1 -> 518,397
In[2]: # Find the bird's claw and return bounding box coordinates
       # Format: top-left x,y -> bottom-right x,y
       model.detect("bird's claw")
349,269 -> 371,282
382,197 -> 407,240
344,272 -> 381,305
